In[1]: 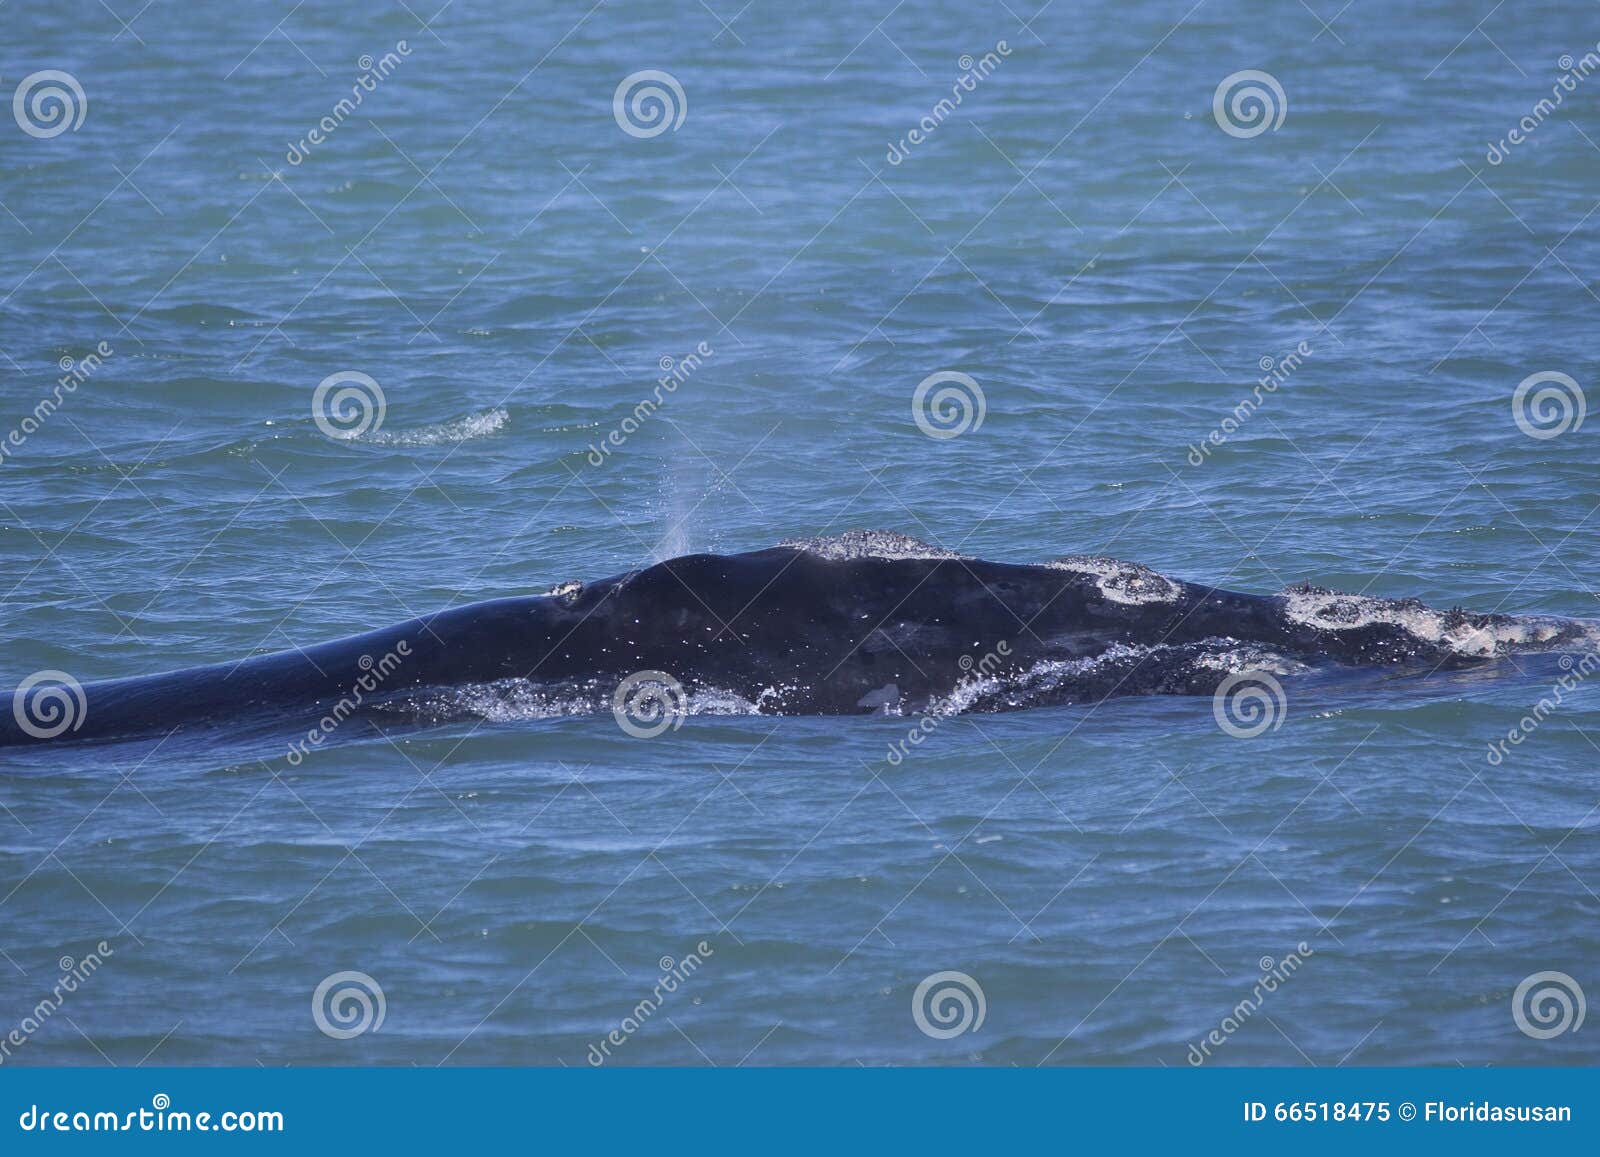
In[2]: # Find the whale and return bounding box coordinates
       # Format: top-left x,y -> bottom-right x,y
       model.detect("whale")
1,530 -> 1593,749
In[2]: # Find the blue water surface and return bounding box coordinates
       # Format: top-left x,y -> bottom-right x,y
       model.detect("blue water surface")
1,0 -> 1598,1066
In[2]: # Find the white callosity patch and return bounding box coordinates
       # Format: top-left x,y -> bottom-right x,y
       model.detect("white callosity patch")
1044,555 -> 1184,605
778,529 -> 969,561
544,580 -> 583,605
1280,585 -> 1573,657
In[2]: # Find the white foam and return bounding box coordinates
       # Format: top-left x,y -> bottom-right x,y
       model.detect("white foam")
367,408 -> 508,447
406,678 -> 763,723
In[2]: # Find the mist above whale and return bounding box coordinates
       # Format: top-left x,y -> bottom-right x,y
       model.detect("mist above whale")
2,530 -> 1592,750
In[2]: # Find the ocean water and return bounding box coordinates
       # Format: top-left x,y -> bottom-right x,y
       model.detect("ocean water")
2,0 -> 1599,1067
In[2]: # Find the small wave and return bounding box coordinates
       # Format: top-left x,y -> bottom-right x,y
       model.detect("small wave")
366,408 -> 508,447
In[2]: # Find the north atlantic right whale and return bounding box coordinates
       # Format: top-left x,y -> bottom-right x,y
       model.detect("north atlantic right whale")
1,530 -> 1592,749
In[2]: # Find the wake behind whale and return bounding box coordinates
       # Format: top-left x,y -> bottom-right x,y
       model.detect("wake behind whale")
2,530 -> 1593,750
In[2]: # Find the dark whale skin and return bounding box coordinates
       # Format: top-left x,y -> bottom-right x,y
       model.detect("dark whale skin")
0,544 -> 1589,747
